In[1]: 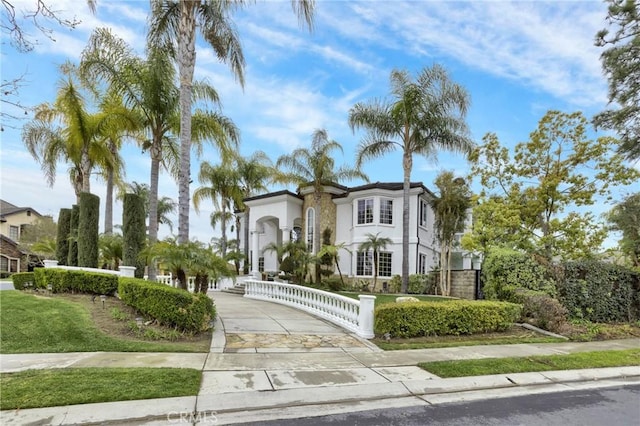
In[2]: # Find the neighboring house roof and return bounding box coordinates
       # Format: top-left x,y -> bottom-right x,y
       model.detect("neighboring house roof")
0,199 -> 42,222
0,234 -> 26,254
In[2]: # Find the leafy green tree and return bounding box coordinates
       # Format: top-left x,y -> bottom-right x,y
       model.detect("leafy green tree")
149,0 -> 314,245
469,110 -> 639,261
317,241 -> 350,287
99,233 -> 123,270
608,192 -> 640,267
595,0 -> 640,160
358,232 -> 392,292
121,182 -> 177,233
429,172 -> 471,296
349,65 -> 473,293
19,215 -> 58,261
276,129 -> 368,283
77,192 -> 100,267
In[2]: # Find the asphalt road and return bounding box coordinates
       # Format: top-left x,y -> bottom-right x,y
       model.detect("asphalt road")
255,384 -> 640,426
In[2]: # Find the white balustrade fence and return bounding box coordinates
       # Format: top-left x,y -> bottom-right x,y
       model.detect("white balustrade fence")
244,280 -> 376,339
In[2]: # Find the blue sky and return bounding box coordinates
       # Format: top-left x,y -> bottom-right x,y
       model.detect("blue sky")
1,0 -> 635,245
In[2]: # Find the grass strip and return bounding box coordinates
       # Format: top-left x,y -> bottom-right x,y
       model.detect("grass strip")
0,291 -> 204,353
0,367 -> 201,410
377,336 -> 565,350
418,348 -> 640,378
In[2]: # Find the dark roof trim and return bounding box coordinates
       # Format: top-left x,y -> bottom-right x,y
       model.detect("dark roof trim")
244,190 -> 302,203
334,182 -> 435,198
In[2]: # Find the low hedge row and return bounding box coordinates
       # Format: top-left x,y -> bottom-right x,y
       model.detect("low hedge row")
11,272 -> 35,290
118,277 -> 215,333
33,268 -> 118,295
374,300 -> 522,338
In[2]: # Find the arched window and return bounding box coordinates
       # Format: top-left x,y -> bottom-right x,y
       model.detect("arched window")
306,208 -> 315,253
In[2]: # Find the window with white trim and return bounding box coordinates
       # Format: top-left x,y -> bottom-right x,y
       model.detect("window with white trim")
357,198 -> 374,224
378,252 -> 392,277
9,225 -> 18,241
380,199 -> 393,224
419,199 -> 428,228
356,251 -> 372,276
306,208 -> 315,253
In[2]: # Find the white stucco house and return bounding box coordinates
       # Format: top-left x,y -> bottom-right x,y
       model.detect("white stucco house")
237,182 -> 479,286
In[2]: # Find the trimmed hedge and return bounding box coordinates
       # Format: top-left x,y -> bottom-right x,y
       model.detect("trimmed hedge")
11,272 -> 35,290
56,208 -> 71,265
374,300 -> 522,338
122,193 -> 146,279
78,192 -> 100,268
33,268 -> 118,295
68,205 -> 79,266
556,260 -> 640,323
118,278 -> 215,333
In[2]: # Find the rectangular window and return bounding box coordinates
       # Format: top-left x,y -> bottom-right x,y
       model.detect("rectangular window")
0,256 -> 8,272
378,252 -> 392,277
258,257 -> 264,273
380,199 -> 393,224
418,253 -> 427,275
357,198 -> 374,224
9,225 -> 19,241
356,251 -> 372,276
419,199 -> 428,228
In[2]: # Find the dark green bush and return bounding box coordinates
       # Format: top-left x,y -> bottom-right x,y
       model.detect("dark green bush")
67,204 -> 79,266
482,248 -> 556,302
322,277 -> 343,291
122,193 -> 146,278
556,260 -> 639,323
521,292 -> 568,333
118,277 -> 215,333
33,268 -> 118,295
374,300 -> 522,338
78,192 -> 100,268
56,208 -> 71,265
11,272 -> 35,290
407,274 -> 437,294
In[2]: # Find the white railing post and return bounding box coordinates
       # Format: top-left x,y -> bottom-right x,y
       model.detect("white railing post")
43,260 -> 59,268
119,266 -> 136,278
357,295 -> 376,339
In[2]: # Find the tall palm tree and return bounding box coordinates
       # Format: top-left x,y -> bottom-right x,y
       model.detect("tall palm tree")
81,28 -> 239,279
276,129 -> 368,283
22,64 -> 117,200
358,232 -> 392,292
429,172 -> 471,296
236,151 -> 274,274
193,161 -> 243,258
349,65 -> 473,293
149,0 -> 315,245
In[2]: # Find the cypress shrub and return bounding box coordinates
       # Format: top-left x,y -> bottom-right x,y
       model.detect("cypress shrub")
122,193 -> 146,278
78,192 -> 100,268
556,260 -> 640,323
56,208 -> 71,265
67,204 -> 79,266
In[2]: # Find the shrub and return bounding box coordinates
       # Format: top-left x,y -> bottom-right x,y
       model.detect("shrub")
556,260 -> 639,323
56,208 -> 71,265
407,274 -> 437,294
122,193 -> 146,278
389,275 -> 402,293
78,192 -> 100,268
482,248 -> 555,302
33,268 -> 118,295
118,277 -> 215,333
322,277 -> 343,291
374,300 -> 522,338
521,292 -> 568,333
67,204 -> 79,266
11,272 -> 35,290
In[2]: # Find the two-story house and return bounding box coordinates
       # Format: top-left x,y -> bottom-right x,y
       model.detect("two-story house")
238,182 -> 477,290
0,200 -> 42,274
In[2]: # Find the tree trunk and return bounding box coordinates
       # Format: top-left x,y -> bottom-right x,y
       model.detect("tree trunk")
177,1 -> 197,245
81,152 -> 92,194
446,243 -> 452,297
243,207 -> 250,274
147,143 -> 162,282
104,169 -> 114,235
439,241 -> 446,296
401,151 -> 412,293
221,203 -> 227,257
372,250 -> 378,292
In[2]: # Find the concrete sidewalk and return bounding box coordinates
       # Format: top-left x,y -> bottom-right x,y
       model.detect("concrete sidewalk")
1,291 -> 639,425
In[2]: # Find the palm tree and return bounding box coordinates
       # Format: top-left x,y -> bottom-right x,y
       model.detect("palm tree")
149,0 -> 314,245
276,129 -> 368,283
317,242 -> 350,286
99,232 -> 123,270
193,161 -> 243,258
22,64 -> 117,200
429,172 -> 471,296
349,65 -> 473,293
81,28 -> 239,279
358,232 -> 392,292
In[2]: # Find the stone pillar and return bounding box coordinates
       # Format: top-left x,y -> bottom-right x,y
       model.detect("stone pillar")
281,227 -> 290,244
251,230 -> 260,279
119,265 -> 136,278
462,254 -> 472,270
358,295 -> 376,339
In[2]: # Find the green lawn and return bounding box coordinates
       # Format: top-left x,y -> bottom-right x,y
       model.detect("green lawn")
418,348 -> 640,378
0,291 -> 205,353
0,368 -> 201,410
339,292 -> 451,306
376,335 -> 565,350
